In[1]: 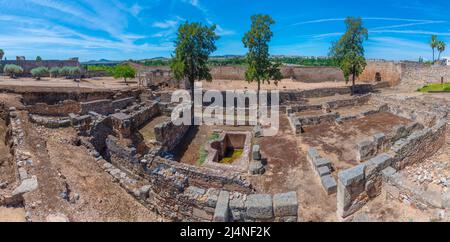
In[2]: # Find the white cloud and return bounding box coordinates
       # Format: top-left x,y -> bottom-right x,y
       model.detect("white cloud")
153,20 -> 179,29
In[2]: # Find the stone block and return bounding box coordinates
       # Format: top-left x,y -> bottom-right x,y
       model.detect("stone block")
252,145 -> 261,160
314,158 -> 332,171
373,132 -> 386,149
273,192 -> 298,217
317,166 -> 331,177
321,175 -> 337,195
12,176 -> 38,196
356,140 -> 376,161
249,161 -> 265,175
338,164 -> 365,187
365,153 -> 393,178
246,194 -> 273,220
213,191 -> 230,222
381,166 -> 397,182
307,147 -> 320,163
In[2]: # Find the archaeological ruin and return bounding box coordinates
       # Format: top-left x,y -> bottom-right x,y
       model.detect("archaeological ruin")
0,58 -> 449,223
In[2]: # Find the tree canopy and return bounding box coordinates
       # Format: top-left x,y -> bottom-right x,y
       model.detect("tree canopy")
242,14 -> 282,89
4,64 -> 23,78
0,49 -> 4,60
30,66 -> 49,80
329,17 -> 368,94
112,64 -> 136,83
171,21 -> 219,88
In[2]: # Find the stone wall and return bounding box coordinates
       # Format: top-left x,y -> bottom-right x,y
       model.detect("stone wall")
384,168 -> 450,210
154,120 -> 190,152
401,62 -> 450,87
337,121 -> 447,218
26,100 -> 81,116
358,60 -> 403,86
355,122 -> 424,162
209,65 -> 345,83
19,89 -> 141,105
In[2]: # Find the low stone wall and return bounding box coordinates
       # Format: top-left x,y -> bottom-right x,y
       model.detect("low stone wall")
80,97 -> 136,115
306,148 -> 337,195
337,121 -> 447,218
384,168 -> 450,210
1,108 -> 39,210
279,83 -> 382,104
154,120 -> 190,152
29,114 -> 71,129
26,100 -> 81,116
355,122 -> 424,162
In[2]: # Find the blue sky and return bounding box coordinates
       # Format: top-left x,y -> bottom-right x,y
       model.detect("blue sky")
0,0 -> 449,61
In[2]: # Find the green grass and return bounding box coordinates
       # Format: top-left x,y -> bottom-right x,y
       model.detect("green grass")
417,82 -> 450,92
196,132 -> 221,166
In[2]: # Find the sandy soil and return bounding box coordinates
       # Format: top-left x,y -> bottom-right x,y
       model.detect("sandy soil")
202,79 -> 349,91
0,76 -> 139,91
0,207 -> 27,222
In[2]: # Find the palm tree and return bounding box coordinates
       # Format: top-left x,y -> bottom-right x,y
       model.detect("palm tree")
437,41 -> 446,61
430,35 -> 438,62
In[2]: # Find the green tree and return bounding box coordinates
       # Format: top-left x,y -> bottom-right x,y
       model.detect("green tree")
59,66 -> 72,78
4,64 -> 23,78
430,35 -> 438,62
69,66 -> 82,81
30,67 -> 49,80
329,17 -> 368,95
242,14 -> 282,106
171,21 -> 219,121
112,64 -> 136,83
36,56 -> 42,62
0,49 -> 4,60
49,67 -> 61,78
437,41 -> 446,61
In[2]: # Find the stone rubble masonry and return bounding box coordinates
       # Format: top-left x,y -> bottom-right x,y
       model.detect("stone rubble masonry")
29,114 -> 71,129
355,122 -> 424,162
246,194 -> 273,220
154,119 -> 190,152
383,167 -> 449,210
337,121 -> 446,218
1,107 -> 40,210
307,147 -> 337,195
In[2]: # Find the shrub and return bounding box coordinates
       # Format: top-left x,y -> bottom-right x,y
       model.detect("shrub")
30,67 -> 49,80
4,64 -> 23,78
49,67 -> 61,78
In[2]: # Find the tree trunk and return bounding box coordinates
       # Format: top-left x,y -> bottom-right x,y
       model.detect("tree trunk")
257,80 -> 261,120
124,77 -> 127,83
433,48 -> 435,62
351,72 -> 356,96
190,81 -> 195,125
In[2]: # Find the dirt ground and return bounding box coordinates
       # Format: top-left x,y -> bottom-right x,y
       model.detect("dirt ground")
248,115 -> 337,221
16,111 -> 159,222
0,76 -> 139,91
202,79 -> 349,91
300,112 -> 412,171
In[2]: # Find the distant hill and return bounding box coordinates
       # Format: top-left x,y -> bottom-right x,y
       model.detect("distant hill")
81,59 -> 123,66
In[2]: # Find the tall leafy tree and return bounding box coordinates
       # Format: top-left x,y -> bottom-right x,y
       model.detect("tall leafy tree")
171,21 -> 219,122
0,49 -> 4,60
112,64 -> 136,83
242,14 -> 282,106
430,35 -> 438,62
437,40 -> 446,61
36,56 -> 42,62
329,17 -> 368,95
